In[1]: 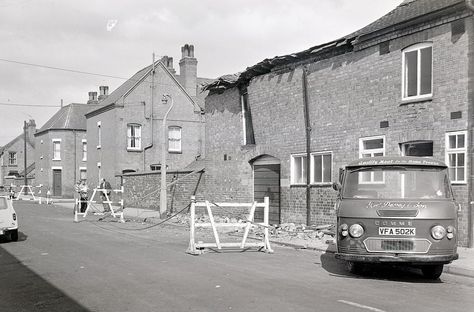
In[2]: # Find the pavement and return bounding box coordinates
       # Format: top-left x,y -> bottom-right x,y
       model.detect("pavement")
34,198 -> 474,280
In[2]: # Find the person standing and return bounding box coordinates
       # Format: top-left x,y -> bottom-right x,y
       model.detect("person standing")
79,180 -> 89,213
99,178 -> 112,213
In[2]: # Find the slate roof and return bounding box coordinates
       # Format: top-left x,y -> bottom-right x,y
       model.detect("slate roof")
0,133 -> 35,156
204,0 -> 467,93
86,61 -> 212,117
36,103 -> 96,135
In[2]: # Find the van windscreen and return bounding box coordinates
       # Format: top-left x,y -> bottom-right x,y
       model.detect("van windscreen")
342,166 -> 452,200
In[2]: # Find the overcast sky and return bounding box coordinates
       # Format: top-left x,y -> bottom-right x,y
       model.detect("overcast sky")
0,0 -> 402,146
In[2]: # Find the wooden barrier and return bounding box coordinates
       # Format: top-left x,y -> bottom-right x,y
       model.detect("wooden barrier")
187,196 -> 273,255
74,186 -> 124,223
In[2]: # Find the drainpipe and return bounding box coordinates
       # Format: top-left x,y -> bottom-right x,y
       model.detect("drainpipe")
302,66 -> 312,226
466,0 -> 474,247
143,53 -> 156,171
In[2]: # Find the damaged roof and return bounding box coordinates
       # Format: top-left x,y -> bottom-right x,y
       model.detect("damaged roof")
204,0 -> 466,93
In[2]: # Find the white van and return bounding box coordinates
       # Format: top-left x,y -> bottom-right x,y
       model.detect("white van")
0,195 -> 19,241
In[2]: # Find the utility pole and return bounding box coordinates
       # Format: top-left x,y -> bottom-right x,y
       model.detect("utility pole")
23,120 -> 28,193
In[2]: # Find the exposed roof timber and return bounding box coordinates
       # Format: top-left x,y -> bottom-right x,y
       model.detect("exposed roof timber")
203,0 -> 467,94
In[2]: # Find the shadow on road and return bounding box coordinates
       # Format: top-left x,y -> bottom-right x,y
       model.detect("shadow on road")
0,245 -> 90,311
320,244 -> 442,284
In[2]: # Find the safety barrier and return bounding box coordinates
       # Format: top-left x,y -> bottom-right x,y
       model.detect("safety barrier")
187,196 -> 273,255
10,184 -> 41,202
74,186 -> 124,223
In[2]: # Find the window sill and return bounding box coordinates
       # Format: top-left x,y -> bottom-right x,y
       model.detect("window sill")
400,96 -> 432,106
290,184 -> 307,188
97,145 -> 101,149
127,148 -> 142,152
310,183 -> 333,187
451,182 -> 467,185
52,158 -> 61,161
169,150 -> 182,154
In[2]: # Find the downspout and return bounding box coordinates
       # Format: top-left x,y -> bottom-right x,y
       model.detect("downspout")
143,54 -> 156,171
466,0 -> 474,247
302,66 -> 312,226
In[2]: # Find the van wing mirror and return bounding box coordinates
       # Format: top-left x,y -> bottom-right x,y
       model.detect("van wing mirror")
332,182 -> 342,192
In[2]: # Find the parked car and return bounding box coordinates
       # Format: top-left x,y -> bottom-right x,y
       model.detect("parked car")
0,195 -> 18,241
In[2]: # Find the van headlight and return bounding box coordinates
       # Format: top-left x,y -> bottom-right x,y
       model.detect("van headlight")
431,225 -> 446,240
349,224 -> 364,238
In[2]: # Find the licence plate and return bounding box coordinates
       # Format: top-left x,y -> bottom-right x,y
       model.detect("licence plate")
378,227 -> 416,236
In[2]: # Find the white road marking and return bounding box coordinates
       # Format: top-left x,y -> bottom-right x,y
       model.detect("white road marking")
338,300 -> 387,312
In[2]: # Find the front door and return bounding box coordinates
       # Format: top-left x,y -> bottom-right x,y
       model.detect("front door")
52,169 -> 62,196
253,164 -> 280,224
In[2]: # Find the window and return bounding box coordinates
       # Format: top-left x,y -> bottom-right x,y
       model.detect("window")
168,126 -> 181,152
8,152 -> 17,165
446,131 -> 467,183
127,124 -> 142,150
82,140 -> 87,161
291,154 -> 307,185
241,92 -> 255,145
402,43 -> 433,100
311,152 -> 332,184
97,121 -> 102,149
400,140 -> 433,157
359,136 -> 385,183
52,140 -> 61,160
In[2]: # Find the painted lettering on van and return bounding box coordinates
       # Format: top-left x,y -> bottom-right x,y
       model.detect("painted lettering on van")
367,201 -> 426,210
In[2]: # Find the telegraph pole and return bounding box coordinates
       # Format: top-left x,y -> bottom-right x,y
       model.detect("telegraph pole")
23,120 -> 28,193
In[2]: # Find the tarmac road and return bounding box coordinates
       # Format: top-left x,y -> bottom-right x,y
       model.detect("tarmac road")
1,201 -> 473,312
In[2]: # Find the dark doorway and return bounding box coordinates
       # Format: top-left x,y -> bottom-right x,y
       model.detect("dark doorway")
52,169 -> 62,196
253,155 -> 281,225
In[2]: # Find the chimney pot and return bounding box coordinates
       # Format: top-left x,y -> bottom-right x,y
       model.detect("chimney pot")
98,86 -> 109,101
87,91 -> 98,104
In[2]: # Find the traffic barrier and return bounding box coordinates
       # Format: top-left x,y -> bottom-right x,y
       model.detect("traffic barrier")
10,184 -> 38,201
74,186 -> 124,223
187,196 -> 273,255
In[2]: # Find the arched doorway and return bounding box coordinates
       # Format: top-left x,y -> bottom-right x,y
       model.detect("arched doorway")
251,155 -> 280,224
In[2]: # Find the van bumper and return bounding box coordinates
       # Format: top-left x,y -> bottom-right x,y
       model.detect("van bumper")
335,253 -> 459,264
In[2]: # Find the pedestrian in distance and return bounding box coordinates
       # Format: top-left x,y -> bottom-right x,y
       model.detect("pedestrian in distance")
99,178 -> 112,213
79,180 -> 89,213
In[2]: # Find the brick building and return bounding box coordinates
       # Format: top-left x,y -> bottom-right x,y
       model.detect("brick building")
85,44 -> 210,190
35,104 -> 96,198
204,0 -> 474,247
0,120 -> 36,186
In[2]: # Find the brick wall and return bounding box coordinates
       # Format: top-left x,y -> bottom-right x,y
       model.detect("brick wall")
205,17 -> 472,246
122,170 -> 205,213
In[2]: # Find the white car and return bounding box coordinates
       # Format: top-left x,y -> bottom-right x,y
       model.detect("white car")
0,195 -> 18,241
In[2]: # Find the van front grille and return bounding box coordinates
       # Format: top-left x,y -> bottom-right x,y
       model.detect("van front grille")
363,238 -> 431,253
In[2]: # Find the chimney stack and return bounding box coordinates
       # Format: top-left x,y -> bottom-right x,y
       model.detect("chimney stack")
160,56 -> 175,74
87,91 -> 98,104
98,86 -> 109,101
179,44 -> 197,96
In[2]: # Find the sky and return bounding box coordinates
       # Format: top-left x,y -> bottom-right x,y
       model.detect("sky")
0,0 -> 402,146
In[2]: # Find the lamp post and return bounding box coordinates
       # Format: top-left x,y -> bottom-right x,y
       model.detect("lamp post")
160,94 -> 174,217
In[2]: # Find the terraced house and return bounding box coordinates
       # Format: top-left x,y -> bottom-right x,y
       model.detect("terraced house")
85,44 -> 210,197
204,0 -> 474,247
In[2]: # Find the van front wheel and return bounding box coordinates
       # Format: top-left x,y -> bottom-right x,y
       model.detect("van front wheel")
421,264 -> 443,279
